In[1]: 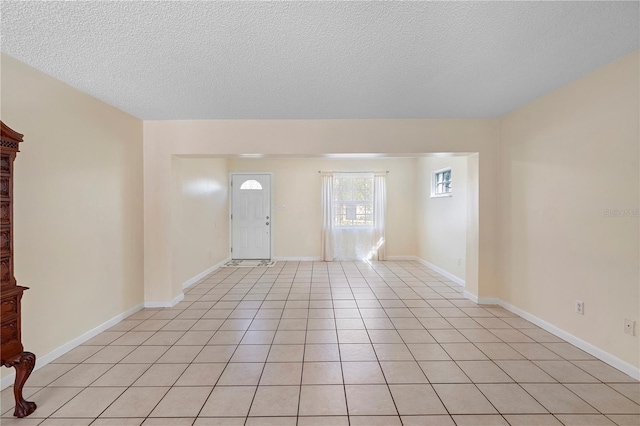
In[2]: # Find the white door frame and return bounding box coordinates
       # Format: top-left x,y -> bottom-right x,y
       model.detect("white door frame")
229,172 -> 274,259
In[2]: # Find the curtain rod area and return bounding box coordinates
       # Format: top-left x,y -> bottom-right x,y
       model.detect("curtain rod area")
318,171 -> 389,174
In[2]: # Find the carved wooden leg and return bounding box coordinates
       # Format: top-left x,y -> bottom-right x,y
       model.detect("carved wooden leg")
10,352 -> 37,418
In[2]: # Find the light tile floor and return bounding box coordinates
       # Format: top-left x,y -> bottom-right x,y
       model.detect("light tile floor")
1,261 -> 639,426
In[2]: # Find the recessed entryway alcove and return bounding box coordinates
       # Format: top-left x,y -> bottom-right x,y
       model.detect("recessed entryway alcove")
170,153 -> 480,303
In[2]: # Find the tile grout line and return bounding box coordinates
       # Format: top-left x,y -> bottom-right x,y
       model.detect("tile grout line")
3,260 -> 638,424
371,261 -> 508,422
241,260 -> 301,423
370,261 -> 456,424
331,262 -> 351,426
186,265 -> 271,425
395,261 -> 531,423
52,274 -> 241,425
284,260 -> 307,426
137,265 -> 246,426
342,260 -> 404,423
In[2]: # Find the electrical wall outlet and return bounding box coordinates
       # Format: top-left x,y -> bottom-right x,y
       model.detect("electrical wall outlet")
624,319 -> 635,336
575,300 -> 584,315
457,257 -> 462,266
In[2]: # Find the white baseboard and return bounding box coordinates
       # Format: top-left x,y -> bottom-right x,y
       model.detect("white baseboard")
183,257 -> 230,290
386,256 -> 418,261
1,302 -> 144,390
275,256 -> 419,262
463,290 -> 478,303
463,291 -> 500,305
478,297 -> 501,305
273,257 -> 322,261
144,292 -> 184,308
465,294 -> 640,381
146,258 -> 232,309
415,257 -> 465,287
498,300 -> 640,381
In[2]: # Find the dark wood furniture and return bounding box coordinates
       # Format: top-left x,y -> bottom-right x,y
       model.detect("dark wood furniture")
0,121 -> 36,418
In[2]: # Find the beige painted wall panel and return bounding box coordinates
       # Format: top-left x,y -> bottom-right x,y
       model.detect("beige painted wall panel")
143,119 -> 499,303
143,127 -> 173,302
172,157 -> 229,291
465,154 -> 480,296
1,54 -> 144,377
417,156 -> 468,281
228,157 -> 417,258
499,51 -> 639,368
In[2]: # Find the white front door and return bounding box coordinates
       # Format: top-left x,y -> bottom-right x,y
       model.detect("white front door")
231,174 -> 271,259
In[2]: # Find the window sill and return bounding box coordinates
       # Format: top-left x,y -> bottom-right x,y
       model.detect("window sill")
431,193 -> 452,198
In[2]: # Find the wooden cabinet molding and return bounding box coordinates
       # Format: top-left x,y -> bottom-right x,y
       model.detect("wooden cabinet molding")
0,121 -> 36,418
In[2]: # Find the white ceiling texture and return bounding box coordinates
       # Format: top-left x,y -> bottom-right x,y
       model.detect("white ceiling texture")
1,1 -> 638,120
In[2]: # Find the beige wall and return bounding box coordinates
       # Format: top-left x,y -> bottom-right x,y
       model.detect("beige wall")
2,47 -> 637,378
417,156 -> 468,281
143,119 -> 500,303
465,154 -> 480,297
172,157 -> 229,292
0,54 -> 144,377
498,51 -> 640,368
228,157 -> 417,259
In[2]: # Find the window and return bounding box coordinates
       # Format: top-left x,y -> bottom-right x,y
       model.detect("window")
333,175 -> 373,227
432,168 -> 452,197
240,179 -> 262,190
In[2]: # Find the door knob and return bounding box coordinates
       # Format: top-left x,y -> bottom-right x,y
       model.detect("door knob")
266,222 -> 269,225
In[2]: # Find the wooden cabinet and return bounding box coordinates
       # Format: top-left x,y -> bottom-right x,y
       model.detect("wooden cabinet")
0,121 -> 36,418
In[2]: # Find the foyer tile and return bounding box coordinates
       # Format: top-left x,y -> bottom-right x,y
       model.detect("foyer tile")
476,383 -> 547,414
419,360 -> 471,383
248,385 -> 299,416
301,362 -> 342,384
51,387 -> 125,418
565,384 -> 640,414
298,385 -> 348,416
433,384 -> 497,414
199,386 -> 255,417
3,260 -> 637,425
149,386 -> 212,417
521,383 -> 598,414
389,384 -> 447,415
345,384 -> 397,415
261,362 -> 303,385
49,364 -> 112,387
100,386 -> 168,417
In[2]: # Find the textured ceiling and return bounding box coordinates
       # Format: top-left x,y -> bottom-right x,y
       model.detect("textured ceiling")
1,1 -> 638,120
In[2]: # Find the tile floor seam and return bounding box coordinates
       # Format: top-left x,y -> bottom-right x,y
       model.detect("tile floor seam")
287,261 -> 308,425
242,260 -> 297,423
345,261 -> 406,422
96,265 -> 245,426
2,260 -> 638,426
373,262 -> 460,421
330,262 -> 351,426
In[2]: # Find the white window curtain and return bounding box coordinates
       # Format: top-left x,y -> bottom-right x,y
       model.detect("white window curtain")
321,173 -> 335,261
321,172 -> 387,262
372,172 -> 387,261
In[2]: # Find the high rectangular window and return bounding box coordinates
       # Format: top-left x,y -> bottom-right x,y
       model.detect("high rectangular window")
432,168 -> 452,197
